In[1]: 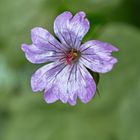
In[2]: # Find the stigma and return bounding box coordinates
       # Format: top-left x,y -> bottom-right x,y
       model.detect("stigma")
65,49 -> 79,64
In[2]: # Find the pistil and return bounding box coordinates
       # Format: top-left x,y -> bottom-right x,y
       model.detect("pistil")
65,49 -> 78,64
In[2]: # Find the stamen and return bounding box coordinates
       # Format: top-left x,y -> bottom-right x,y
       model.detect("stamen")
65,49 -> 79,64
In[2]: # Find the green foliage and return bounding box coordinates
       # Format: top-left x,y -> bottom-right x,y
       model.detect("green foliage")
0,0 -> 140,140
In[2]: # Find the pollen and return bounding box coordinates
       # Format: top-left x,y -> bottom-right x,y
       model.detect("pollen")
65,49 -> 79,64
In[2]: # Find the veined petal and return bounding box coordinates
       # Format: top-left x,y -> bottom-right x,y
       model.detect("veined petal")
77,64 -> 96,103
44,88 -> 59,103
44,63 -> 96,105
80,40 -> 119,73
31,61 -> 65,92
21,27 -> 66,64
31,27 -> 66,51
21,44 -> 59,63
54,11 -> 90,49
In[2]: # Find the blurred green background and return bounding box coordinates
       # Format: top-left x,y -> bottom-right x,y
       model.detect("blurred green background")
0,0 -> 140,140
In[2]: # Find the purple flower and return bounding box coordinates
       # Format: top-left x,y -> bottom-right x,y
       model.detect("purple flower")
21,11 -> 118,105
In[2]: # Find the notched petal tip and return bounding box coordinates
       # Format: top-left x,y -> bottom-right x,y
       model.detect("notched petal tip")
31,27 -> 46,44
30,65 -> 49,92
54,11 -> 90,49
68,94 -> 77,106
78,85 -> 96,104
77,11 -> 86,17
61,11 -> 72,15
79,94 -> 95,104
109,44 -> 119,52
31,74 -> 43,92
21,44 -> 27,52
92,40 -> 119,52
80,40 -> 119,73
44,90 -> 59,104
114,47 -> 119,52
31,27 -> 45,34
21,44 -> 39,64
68,99 -> 77,106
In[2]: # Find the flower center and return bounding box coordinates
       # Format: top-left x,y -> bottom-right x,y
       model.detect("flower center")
65,49 -> 79,64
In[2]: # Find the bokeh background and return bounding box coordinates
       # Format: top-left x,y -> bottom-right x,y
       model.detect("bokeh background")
0,0 -> 140,140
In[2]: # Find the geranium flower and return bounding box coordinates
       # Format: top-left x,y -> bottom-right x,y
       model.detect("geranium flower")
21,11 -> 118,105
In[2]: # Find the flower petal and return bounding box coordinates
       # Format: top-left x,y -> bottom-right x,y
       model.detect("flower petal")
80,40 -> 119,73
31,61 -> 65,92
44,63 -> 96,105
21,44 -> 59,63
21,27 -> 67,64
31,27 -> 66,51
54,11 -> 90,49
44,88 -> 59,103
77,64 -> 96,103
